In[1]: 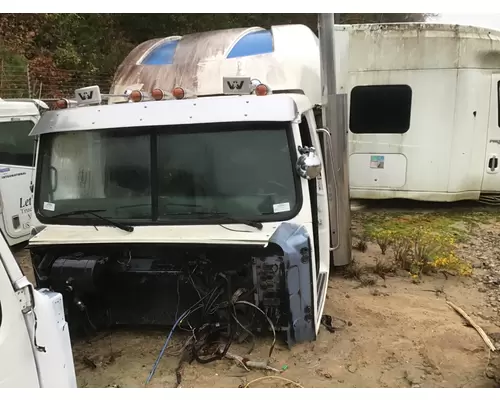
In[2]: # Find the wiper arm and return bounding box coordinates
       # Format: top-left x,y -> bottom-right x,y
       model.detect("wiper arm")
220,215 -> 263,230
51,209 -> 134,233
164,211 -> 263,230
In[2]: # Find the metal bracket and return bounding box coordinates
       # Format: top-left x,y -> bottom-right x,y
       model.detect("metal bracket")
13,276 -> 46,352
14,276 -> 34,314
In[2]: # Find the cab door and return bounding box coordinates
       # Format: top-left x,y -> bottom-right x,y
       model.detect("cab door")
0,230 -> 40,387
0,117 -> 37,245
298,110 -> 331,321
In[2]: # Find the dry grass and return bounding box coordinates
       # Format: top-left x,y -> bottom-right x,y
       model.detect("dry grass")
344,258 -> 367,281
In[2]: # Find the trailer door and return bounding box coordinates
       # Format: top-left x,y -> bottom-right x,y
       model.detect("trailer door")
482,74 -> 500,193
0,230 -> 40,387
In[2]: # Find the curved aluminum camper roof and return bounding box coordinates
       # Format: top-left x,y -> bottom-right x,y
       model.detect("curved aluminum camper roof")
335,22 -> 500,71
110,24 -> 321,105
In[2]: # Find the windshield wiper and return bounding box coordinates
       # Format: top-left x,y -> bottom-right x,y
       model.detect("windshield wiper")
51,209 -> 134,233
164,211 -> 263,230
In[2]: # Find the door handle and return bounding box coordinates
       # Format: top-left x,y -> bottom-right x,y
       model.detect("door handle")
488,155 -> 499,172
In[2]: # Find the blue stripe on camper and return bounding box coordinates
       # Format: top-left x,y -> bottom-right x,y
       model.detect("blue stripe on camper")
141,40 -> 180,65
227,30 -> 273,59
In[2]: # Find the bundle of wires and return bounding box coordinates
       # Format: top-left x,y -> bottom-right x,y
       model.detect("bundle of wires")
146,272 -> 276,384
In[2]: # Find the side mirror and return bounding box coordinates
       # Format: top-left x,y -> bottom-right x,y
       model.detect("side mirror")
296,146 -> 322,180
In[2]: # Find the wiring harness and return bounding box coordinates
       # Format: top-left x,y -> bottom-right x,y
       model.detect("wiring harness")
146,270 -> 276,384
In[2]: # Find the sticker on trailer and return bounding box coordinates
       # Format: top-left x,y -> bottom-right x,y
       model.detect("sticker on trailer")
370,155 -> 385,169
273,202 -> 291,213
43,202 -> 56,212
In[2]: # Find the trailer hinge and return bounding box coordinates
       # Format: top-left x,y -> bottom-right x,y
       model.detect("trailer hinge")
13,276 -> 46,352
13,276 -> 34,314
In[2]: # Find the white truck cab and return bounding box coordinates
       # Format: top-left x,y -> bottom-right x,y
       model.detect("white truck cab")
0,99 -> 47,247
1,15 -> 352,388
27,81 -> 334,344
25,15 -> 352,352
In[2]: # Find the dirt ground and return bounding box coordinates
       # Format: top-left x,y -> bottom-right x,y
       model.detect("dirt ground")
13,201 -> 500,388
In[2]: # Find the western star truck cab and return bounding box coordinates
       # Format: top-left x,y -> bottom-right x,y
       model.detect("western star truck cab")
0,15 -> 352,388
28,80 -> 334,340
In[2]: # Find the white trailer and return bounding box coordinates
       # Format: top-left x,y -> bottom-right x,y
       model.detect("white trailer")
335,23 -> 500,203
0,99 -> 47,246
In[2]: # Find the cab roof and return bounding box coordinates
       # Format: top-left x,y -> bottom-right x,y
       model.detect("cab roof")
30,93 -> 313,136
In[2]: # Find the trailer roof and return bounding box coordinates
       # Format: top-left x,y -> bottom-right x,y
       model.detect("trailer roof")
334,22 -> 500,71
0,100 -> 42,118
336,22 -> 500,38
30,93 -> 313,136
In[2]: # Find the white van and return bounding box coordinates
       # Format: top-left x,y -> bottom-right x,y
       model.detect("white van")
0,99 -> 47,247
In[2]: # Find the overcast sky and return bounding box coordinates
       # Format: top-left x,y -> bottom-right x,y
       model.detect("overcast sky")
432,13 -> 500,30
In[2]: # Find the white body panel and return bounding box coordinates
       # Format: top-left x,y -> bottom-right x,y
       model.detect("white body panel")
0,247 -> 40,387
30,222 -> 290,246
27,289 -> 77,388
334,23 -> 500,201
0,228 -> 76,388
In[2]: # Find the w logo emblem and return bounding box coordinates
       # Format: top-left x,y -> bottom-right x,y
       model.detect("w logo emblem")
78,91 -> 94,101
75,86 -> 102,104
226,80 -> 244,90
222,77 -> 251,94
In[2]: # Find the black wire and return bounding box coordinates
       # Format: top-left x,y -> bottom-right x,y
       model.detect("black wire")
205,289 -> 224,315
149,264 -> 272,382
231,305 -> 256,354
235,300 -> 276,359
192,324 -> 230,364
32,310 -> 46,353
146,304 -> 202,384
190,273 -> 236,365
147,285 -> 220,384
204,285 -> 223,314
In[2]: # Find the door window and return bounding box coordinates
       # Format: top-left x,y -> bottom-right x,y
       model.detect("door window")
0,120 -> 35,166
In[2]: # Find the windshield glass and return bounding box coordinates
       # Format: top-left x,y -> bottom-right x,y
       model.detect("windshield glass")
36,123 -> 300,225
0,120 -> 35,166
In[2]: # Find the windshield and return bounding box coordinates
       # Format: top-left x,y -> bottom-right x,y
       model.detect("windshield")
35,122 -> 300,225
0,120 -> 35,166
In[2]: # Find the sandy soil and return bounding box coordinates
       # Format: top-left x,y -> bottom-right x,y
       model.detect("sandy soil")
12,203 -> 500,388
